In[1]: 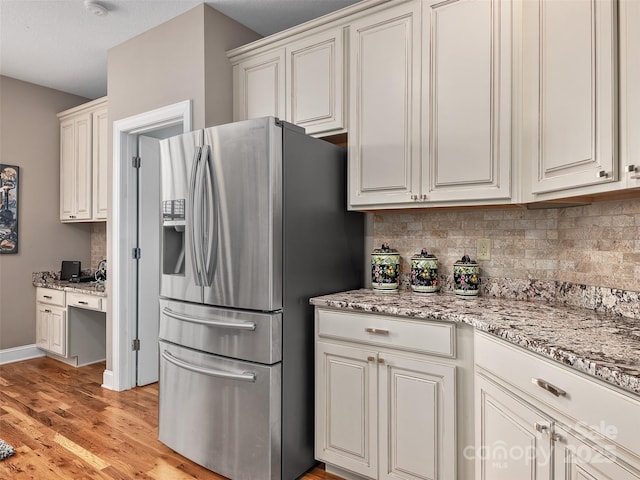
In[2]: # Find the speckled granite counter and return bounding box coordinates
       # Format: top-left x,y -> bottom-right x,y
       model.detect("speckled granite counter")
33,271 -> 106,297
310,289 -> 640,396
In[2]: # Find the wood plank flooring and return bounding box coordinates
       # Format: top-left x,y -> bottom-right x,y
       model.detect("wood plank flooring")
0,357 -> 342,480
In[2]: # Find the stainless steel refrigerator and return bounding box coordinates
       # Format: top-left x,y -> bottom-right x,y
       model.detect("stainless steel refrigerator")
157,117 -> 363,480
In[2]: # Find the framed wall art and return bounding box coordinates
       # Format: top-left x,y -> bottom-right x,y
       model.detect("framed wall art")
0,164 -> 19,254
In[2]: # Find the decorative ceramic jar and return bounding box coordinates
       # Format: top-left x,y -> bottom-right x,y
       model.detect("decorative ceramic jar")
371,243 -> 400,292
453,255 -> 480,296
410,249 -> 440,293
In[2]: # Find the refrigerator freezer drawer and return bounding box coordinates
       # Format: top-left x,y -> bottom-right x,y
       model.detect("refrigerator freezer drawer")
159,298 -> 282,364
159,341 -> 282,480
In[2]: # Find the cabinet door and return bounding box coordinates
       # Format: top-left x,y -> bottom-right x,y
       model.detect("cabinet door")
475,373 -> 553,480
422,0 -> 511,202
553,425 -> 640,480
92,106 -> 108,220
60,112 -> 92,221
48,307 -> 66,357
315,342 -> 378,479
286,28 -> 345,136
620,0 -> 640,189
523,0 -> 617,195
233,49 -> 285,122
348,1 -> 421,207
60,118 -> 76,220
36,304 -> 50,350
378,353 -> 456,480
74,113 -> 93,220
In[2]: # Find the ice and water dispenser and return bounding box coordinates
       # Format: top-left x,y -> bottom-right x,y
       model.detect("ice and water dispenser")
162,199 -> 185,275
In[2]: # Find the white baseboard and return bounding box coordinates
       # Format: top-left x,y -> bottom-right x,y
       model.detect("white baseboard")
102,369 -> 114,390
0,344 -> 46,364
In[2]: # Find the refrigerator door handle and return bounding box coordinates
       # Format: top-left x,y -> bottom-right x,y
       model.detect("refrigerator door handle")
162,350 -> 256,382
200,144 -> 218,286
162,307 -> 257,331
187,146 -> 203,286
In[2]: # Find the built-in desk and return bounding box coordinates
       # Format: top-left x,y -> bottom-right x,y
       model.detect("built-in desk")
34,280 -> 107,367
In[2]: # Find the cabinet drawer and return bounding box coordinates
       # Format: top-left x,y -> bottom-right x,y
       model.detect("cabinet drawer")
475,331 -> 640,457
36,287 -> 65,307
316,308 -> 455,357
67,292 -> 103,312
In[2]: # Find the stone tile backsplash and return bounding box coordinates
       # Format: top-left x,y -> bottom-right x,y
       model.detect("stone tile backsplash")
373,198 -> 640,293
91,223 -> 107,269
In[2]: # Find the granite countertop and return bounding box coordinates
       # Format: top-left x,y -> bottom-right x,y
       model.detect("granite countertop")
33,272 -> 106,297
310,289 -> 640,396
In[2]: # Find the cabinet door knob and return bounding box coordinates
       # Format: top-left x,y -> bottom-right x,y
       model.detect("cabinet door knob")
532,378 -> 566,397
367,356 -> 375,362
626,164 -> 636,172
534,422 -> 549,433
365,327 -> 389,335
596,170 -> 610,178
377,358 -> 385,364
411,195 -> 418,201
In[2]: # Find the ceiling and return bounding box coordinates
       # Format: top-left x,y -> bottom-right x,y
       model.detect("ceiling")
0,0 -> 360,99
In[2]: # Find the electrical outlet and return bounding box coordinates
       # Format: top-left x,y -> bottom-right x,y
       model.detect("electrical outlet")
477,238 -> 491,260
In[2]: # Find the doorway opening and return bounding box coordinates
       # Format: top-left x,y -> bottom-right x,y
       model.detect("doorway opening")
107,101 -> 191,391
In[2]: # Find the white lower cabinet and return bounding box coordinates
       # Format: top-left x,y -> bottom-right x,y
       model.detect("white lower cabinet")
36,303 -> 67,357
475,331 -> 640,480
35,287 -> 106,366
315,307 -> 467,480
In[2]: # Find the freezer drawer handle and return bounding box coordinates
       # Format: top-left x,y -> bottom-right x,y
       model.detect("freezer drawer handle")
531,378 -> 566,397
162,350 -> 256,382
162,307 -> 256,331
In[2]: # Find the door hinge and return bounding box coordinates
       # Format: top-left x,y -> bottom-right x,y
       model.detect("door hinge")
132,247 -> 141,259
132,339 -> 140,351
132,156 -> 141,168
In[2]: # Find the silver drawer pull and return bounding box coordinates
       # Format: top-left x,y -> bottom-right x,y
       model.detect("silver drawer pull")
532,378 -> 566,397
365,327 -> 389,335
162,350 -> 256,382
43,295 -> 53,299
162,307 -> 256,331
78,301 -> 89,305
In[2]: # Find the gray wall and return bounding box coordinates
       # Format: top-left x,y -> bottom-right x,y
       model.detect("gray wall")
0,76 -> 91,349
105,4 -> 260,370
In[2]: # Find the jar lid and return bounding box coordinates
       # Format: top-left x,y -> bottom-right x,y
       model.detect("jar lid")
372,242 -> 398,254
454,254 -> 477,265
411,248 -> 436,260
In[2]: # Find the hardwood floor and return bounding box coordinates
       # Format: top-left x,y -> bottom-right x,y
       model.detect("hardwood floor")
0,357 -> 342,480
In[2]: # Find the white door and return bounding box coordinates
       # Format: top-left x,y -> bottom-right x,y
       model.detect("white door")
475,373 -> 553,480
348,1 -> 422,207
315,341 -> 378,479
136,135 -> 162,386
553,425 -> 640,480
378,353 -> 456,480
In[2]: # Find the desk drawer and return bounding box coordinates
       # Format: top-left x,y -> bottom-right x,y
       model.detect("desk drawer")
36,287 -> 65,307
475,331 -> 640,456
67,292 -> 103,312
316,308 -> 455,357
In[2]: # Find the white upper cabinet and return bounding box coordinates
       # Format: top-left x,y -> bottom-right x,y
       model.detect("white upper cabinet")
233,48 -> 286,121
286,28 -> 346,135
60,112 -> 92,221
92,105 -> 109,220
230,22 -> 347,137
348,0 -> 512,209
58,97 -> 108,223
620,0 -> 640,189
422,0 -> 512,203
348,1 -> 422,207
522,0 -> 617,197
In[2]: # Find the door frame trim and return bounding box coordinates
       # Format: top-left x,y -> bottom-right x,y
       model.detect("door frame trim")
107,100 -> 191,391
